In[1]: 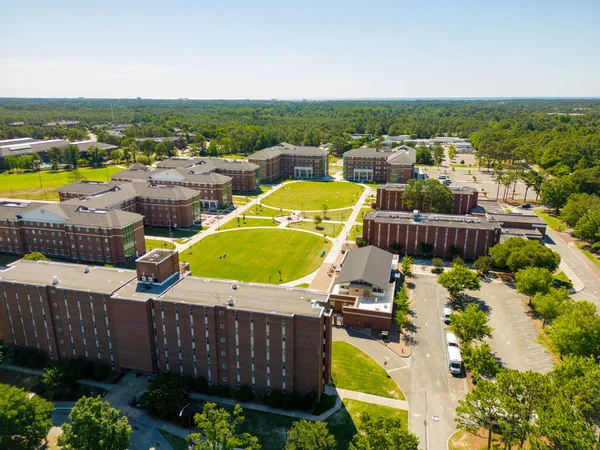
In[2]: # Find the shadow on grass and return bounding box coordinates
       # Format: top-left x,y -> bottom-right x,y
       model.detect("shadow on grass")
325,402 -> 359,450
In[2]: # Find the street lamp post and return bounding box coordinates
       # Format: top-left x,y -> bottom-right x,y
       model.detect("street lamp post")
179,403 -> 192,436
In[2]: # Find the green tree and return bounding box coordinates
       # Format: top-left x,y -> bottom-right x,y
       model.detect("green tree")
47,146 -> 63,170
489,238 -> 560,273
0,383 -> 54,450
573,204 -> 600,243
145,372 -> 190,419
87,146 -> 107,167
539,177 -> 576,213
58,396 -> 132,450
109,149 -> 122,163
448,145 -> 457,160
438,264 -> 481,299
560,193 -> 600,227
550,356 -> 600,428
314,215 -> 323,229
402,178 -> 454,213
322,204 -> 329,219
432,257 -> 444,272
455,380 -> 503,450
515,267 -> 554,298
400,255 -> 413,277
349,413 -> 419,450
449,304 -> 492,345
462,342 -> 499,380
188,402 -> 260,450
64,144 -> 80,168
23,252 -> 50,261
472,256 -> 491,276
285,420 -> 336,450
531,287 -> 570,326
42,359 -> 80,392
547,300 -> 600,358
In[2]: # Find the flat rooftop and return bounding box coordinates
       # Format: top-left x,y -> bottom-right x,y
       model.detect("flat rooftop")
136,249 -> 176,264
381,183 -> 477,194
158,276 -> 330,317
0,260 -> 136,294
366,211 -> 500,230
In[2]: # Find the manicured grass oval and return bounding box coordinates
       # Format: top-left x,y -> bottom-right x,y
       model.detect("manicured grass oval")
261,181 -> 364,210
180,228 -> 331,284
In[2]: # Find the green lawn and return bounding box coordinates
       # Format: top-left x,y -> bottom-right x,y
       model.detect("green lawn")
332,341 -> 405,400
0,166 -> 123,201
553,271 -> 573,290
294,283 -> 310,288
534,209 -> 566,231
262,181 -> 364,210
144,226 -> 201,239
302,208 -> 352,221
218,217 -> 279,230
158,430 -> 189,450
288,220 -> 342,238
576,243 -> 600,270
180,229 -> 331,283
348,224 -> 363,240
326,400 -> 408,450
145,239 -> 176,251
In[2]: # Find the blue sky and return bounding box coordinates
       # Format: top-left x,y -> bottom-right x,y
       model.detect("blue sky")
1,0 -> 599,98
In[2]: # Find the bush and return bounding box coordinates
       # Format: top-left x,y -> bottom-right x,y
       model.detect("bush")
298,390 -> 318,411
92,363 -> 110,380
281,392 -> 295,410
266,390 -> 282,408
193,376 -> 208,393
145,372 -> 190,419
16,350 -> 31,367
592,242 -> 600,253
356,237 -> 368,247
235,385 -> 254,402
28,353 -> 45,369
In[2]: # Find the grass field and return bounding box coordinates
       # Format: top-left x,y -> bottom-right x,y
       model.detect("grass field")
158,430 -> 189,450
302,208 -> 352,221
144,226 -> 201,239
332,341 -> 405,400
348,224 -> 363,240
534,209 -> 566,231
180,229 -> 331,283
576,243 -> 600,270
218,217 -> 278,230
553,271 -> 573,290
288,220 -> 342,238
145,239 -> 176,251
261,181 -> 364,210
0,166 -> 123,201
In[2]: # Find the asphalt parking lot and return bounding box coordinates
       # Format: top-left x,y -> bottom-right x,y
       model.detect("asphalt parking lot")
476,282 -> 554,373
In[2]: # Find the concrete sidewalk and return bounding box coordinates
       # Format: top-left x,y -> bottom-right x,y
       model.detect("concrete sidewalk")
336,388 -> 409,410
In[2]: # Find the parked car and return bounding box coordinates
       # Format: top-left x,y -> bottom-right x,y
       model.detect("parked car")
446,332 -> 459,347
448,346 -> 463,375
521,203 -> 531,209
443,307 -> 452,324
443,179 -> 451,186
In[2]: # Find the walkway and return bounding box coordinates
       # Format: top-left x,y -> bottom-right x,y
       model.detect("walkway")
336,388 -> 409,410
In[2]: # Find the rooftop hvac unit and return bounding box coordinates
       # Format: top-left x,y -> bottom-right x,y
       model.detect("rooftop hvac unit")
52,276 -> 59,285
83,265 -> 90,273
227,297 -> 235,307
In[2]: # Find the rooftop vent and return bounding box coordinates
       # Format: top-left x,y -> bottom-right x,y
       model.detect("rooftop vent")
231,282 -> 238,290
227,296 -> 235,307
83,265 -> 90,273
52,276 -> 59,285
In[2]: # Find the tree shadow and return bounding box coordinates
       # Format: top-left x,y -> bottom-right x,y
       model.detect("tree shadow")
325,401 -> 358,450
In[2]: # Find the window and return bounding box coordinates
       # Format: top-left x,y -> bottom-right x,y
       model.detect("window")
221,364 -> 227,369
220,338 -> 226,343
222,377 -> 228,383
219,324 -> 225,329
220,351 -> 226,356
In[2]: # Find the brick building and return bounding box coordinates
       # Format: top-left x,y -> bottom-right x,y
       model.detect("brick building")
112,165 -> 232,209
156,157 -> 259,193
343,146 -> 416,183
58,180 -> 201,228
375,184 -> 479,215
248,143 -> 329,182
363,210 -> 501,260
0,200 -> 145,264
0,250 -> 333,398
330,246 -> 397,332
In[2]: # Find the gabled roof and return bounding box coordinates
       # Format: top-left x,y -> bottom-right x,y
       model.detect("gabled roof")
336,246 -> 393,289
343,146 -> 416,165
249,144 -> 328,160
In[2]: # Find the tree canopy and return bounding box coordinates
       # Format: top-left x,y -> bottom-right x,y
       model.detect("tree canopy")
349,412 -> 419,450
488,238 -> 560,273
438,264 -> 481,299
285,420 -> 336,450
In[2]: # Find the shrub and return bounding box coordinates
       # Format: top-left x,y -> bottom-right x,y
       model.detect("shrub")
92,363 -> 110,380
356,237 -> 368,247
16,350 -> 31,367
281,392 -> 295,410
432,257 -> 444,273
235,385 -> 254,402
193,376 -> 208,393
298,390 -> 318,411
28,353 -> 45,369
266,390 -> 283,408
592,241 -> 600,253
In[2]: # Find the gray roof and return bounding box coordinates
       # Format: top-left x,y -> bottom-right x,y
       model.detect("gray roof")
156,157 -> 258,172
343,146 -> 416,165
152,276 -> 330,317
112,168 -> 154,180
57,180 -> 123,195
249,143 -> 328,161
0,139 -> 117,158
112,167 -> 232,185
336,246 -> 393,289
381,183 -> 477,195
0,260 -> 136,294
366,211 -> 501,231
0,201 -> 143,228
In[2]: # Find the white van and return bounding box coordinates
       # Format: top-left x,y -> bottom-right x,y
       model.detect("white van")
448,346 -> 462,375
446,332 -> 459,347
443,307 -> 452,324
